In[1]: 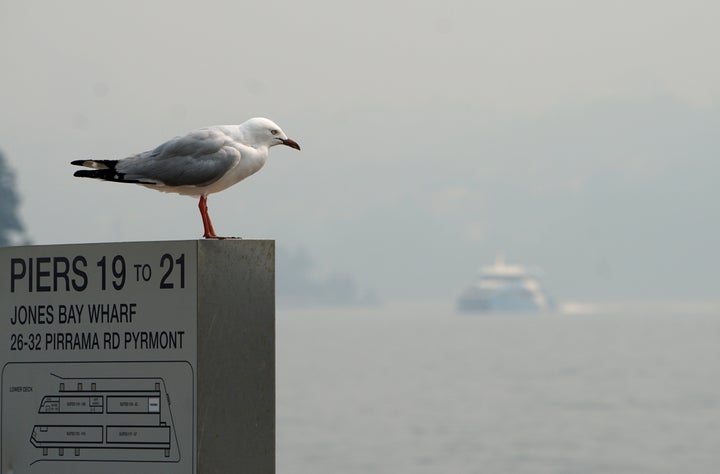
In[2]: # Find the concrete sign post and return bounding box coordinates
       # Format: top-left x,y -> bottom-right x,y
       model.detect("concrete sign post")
0,240 -> 274,474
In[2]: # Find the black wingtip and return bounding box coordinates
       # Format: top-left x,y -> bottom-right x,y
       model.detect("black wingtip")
72,168 -> 156,184
71,159 -> 119,170
73,170 -> 98,178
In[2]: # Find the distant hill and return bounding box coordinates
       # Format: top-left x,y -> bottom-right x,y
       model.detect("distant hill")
277,246 -> 377,308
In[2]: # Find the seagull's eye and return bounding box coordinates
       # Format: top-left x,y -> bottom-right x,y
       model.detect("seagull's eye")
270,129 -> 279,136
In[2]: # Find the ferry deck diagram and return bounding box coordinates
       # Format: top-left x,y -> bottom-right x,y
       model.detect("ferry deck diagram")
2,361 -> 193,471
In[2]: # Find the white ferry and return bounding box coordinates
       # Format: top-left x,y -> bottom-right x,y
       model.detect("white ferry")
457,255 -> 555,313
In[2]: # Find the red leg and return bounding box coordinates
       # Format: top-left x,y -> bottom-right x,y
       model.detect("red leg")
198,196 -> 219,238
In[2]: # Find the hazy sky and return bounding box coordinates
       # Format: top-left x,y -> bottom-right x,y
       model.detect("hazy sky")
1,0 -> 719,301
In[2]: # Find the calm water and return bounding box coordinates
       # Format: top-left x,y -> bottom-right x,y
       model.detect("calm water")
277,301 -> 720,474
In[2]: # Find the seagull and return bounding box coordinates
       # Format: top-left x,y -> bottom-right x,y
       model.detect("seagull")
72,117 -> 300,239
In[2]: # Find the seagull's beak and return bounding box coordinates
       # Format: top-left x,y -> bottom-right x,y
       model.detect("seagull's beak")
280,138 -> 301,150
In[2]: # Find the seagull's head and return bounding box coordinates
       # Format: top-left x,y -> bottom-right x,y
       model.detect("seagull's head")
242,117 -> 301,151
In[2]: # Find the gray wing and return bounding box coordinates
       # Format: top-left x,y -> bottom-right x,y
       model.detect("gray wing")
116,128 -> 240,187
